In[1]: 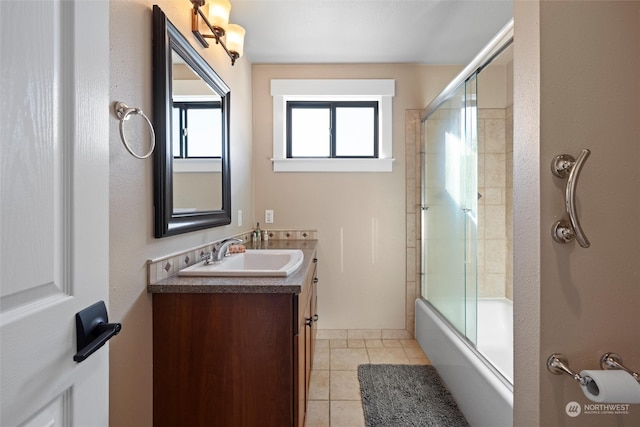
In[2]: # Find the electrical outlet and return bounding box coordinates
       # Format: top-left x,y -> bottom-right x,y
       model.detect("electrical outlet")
265,209 -> 274,224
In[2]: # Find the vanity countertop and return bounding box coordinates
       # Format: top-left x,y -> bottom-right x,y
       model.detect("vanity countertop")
147,240 -> 317,294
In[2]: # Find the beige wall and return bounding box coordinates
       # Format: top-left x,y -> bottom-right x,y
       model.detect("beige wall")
251,64 -> 459,330
108,1 -> 253,425
515,1 -> 640,426
173,172 -> 222,211
477,63 -> 510,108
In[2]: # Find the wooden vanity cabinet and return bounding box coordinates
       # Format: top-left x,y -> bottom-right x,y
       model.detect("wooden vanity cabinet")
153,256 -> 318,427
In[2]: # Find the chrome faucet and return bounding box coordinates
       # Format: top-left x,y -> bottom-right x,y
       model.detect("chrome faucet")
213,238 -> 242,261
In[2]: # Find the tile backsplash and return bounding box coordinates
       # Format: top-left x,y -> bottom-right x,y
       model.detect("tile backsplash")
147,229 -> 318,284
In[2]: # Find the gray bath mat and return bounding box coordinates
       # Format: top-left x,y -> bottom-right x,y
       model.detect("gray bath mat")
358,364 -> 469,427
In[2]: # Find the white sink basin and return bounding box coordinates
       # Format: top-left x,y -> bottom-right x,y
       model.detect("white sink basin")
178,249 -> 304,277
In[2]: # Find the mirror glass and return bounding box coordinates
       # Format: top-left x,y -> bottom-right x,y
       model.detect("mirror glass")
171,50 -> 223,213
153,6 -> 231,237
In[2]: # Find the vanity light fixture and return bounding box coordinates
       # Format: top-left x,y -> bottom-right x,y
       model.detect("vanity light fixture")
190,0 -> 245,65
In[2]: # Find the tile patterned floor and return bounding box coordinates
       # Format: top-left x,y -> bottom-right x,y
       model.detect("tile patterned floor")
305,334 -> 431,427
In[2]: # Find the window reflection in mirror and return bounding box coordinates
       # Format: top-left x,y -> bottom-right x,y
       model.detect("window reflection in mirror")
171,49 -> 223,213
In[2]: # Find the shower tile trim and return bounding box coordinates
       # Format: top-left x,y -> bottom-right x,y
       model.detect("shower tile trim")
405,110 -> 422,337
317,329 -> 414,340
147,229 -> 318,284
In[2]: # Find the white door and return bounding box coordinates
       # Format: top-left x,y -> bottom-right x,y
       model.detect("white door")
1,1 -> 110,426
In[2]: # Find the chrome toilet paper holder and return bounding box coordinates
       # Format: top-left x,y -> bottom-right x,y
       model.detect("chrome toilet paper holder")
548,353 -> 640,386
600,353 -> 640,383
547,353 -> 591,386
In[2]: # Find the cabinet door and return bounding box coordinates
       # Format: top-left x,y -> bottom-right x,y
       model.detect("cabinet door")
304,298 -> 312,404
154,293 -> 294,427
295,329 -> 304,427
294,255 -> 318,427
310,259 -> 319,369
296,298 -> 311,427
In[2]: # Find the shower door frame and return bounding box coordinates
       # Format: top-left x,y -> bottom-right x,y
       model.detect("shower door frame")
421,76 -> 479,342
415,18 -> 514,366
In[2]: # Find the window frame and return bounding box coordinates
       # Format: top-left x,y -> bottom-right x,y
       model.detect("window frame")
171,100 -> 223,173
286,101 -> 379,159
271,79 -> 395,172
172,100 -> 222,159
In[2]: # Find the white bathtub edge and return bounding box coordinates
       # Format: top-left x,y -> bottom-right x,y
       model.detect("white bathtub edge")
415,298 -> 513,427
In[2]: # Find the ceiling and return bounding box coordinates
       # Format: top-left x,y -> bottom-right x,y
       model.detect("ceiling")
229,0 -> 514,64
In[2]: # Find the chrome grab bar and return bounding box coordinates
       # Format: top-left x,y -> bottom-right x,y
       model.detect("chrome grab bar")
551,149 -> 591,248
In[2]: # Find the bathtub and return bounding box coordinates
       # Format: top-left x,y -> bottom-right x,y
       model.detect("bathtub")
477,298 -> 513,383
415,298 -> 513,427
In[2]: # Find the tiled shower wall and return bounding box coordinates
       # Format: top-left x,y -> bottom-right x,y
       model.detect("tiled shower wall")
477,107 -> 514,300
405,110 -> 422,336
505,105 -> 513,300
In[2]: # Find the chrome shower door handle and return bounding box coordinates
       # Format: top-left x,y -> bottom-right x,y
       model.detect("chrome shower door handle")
551,149 -> 591,248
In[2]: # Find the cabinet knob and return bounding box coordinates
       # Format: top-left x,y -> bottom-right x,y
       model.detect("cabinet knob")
313,277 -> 319,284
313,258 -> 318,263
305,317 -> 313,327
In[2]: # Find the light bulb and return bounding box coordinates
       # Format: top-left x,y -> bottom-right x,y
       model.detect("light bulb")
226,23 -> 245,58
207,0 -> 231,34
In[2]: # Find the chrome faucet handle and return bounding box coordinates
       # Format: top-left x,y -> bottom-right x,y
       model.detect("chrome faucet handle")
201,252 -> 213,265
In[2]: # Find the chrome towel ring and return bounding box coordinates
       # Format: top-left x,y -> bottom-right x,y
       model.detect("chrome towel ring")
114,101 -> 155,159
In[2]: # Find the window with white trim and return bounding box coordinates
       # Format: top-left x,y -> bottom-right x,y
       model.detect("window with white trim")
287,101 -> 379,158
271,79 -> 395,172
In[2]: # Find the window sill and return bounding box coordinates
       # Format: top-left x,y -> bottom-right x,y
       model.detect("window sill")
272,158 -> 394,172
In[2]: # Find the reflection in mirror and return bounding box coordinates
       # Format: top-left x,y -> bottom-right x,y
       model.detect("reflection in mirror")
171,50 -> 223,212
153,5 -> 231,238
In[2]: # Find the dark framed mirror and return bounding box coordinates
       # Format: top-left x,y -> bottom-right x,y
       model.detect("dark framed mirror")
152,5 -> 231,238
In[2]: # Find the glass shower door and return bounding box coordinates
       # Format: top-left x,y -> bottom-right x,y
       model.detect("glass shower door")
422,75 -> 478,343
